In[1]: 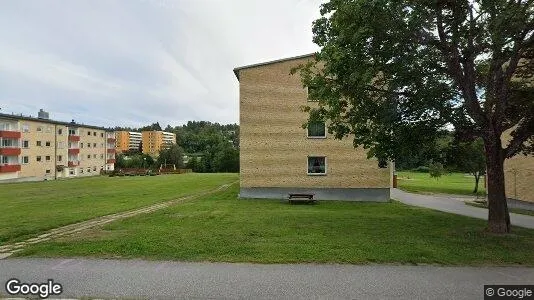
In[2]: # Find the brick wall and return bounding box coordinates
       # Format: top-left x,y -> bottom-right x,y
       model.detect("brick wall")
238,57 -> 390,189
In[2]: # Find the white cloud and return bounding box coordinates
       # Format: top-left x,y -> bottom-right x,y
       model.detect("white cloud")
0,0 -> 325,128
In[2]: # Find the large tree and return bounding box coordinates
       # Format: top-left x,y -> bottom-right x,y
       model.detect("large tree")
297,0 -> 534,233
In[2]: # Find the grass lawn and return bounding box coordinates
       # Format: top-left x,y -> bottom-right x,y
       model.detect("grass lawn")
17,184 -> 534,266
0,173 -> 238,244
397,171 -> 486,196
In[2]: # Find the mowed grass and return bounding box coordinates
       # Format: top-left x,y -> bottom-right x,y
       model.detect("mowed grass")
397,171 -> 486,196
0,173 -> 238,244
17,184 -> 534,265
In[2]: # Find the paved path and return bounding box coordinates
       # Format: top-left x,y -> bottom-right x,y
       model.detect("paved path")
1,258 -> 533,299
392,188 -> 534,229
0,182 -> 237,259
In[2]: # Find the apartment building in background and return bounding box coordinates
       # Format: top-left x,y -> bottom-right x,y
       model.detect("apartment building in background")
115,131 -> 142,153
234,54 -> 391,201
141,131 -> 176,156
0,110 -> 115,182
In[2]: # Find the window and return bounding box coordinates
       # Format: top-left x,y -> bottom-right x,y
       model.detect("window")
69,169 -> 75,175
100,154 -> 104,159
80,143 -> 84,148
307,122 -> 326,138
101,133 -> 104,137
58,155 -> 63,162
46,126 -> 51,133
45,141 -> 51,147
58,129 -> 63,135
69,129 -> 76,135
1,156 -> 8,164
22,124 -> 29,132
37,126 -> 43,132
87,131 -> 91,136
80,169 -> 84,174
22,140 -> 29,148
93,166 -> 97,171
306,86 -> 319,102
93,143 -> 97,148
87,155 -> 91,159
88,143 -> 91,148
307,156 -> 326,175
37,156 -> 42,162
87,167 -> 91,173
93,131 -> 96,136
22,156 -> 29,164
46,169 -> 51,174
93,154 -> 97,158
57,142 -> 65,149
36,141 -> 42,147
45,156 -> 51,161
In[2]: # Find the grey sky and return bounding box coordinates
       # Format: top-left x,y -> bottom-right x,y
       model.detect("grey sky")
0,0 -> 324,128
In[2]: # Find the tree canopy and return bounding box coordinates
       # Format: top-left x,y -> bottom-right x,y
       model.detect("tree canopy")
297,0 -> 534,233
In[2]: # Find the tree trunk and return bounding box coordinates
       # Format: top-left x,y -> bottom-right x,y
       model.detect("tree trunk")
484,136 -> 511,234
473,173 -> 479,194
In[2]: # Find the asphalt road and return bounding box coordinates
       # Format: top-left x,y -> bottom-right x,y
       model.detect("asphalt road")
392,188 -> 534,229
1,258 -> 533,299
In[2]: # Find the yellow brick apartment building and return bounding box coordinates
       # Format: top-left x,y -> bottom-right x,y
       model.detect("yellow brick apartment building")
114,130 -> 175,156
0,110 -> 115,182
234,54 -> 391,201
141,131 -> 176,156
115,131 -> 142,153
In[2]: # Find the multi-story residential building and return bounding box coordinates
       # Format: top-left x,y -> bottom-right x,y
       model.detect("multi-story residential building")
233,54 -> 391,201
0,110 -> 115,182
502,130 -> 534,208
115,131 -> 142,153
141,131 -> 176,156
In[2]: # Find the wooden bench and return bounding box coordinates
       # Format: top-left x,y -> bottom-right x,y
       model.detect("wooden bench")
288,193 -> 316,204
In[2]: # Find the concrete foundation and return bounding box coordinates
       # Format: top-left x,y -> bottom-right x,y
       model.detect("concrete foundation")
239,187 -> 390,202
508,198 -> 534,211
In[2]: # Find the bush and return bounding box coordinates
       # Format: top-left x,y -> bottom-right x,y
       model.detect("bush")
429,162 -> 445,179
413,166 -> 430,173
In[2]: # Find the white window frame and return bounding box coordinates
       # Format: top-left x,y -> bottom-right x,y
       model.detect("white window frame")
307,156 -> 327,176
22,156 -> 29,164
307,122 -> 327,139
22,140 -> 29,148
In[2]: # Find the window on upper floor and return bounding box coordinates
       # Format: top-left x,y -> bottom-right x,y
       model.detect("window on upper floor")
36,141 -> 42,147
307,156 -> 326,175
307,122 -> 326,138
22,156 -> 29,164
306,86 -> 319,102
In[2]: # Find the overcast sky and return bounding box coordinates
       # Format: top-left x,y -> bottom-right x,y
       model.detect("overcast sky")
0,0 -> 324,128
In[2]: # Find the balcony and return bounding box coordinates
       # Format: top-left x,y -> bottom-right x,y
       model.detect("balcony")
68,161 -> 79,167
107,148 -> 116,153
0,148 -> 21,156
68,135 -> 80,142
68,148 -> 80,155
0,164 -> 21,173
0,131 -> 21,139
107,159 -> 116,164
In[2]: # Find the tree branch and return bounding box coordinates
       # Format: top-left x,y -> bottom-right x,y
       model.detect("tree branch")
505,116 -> 534,158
